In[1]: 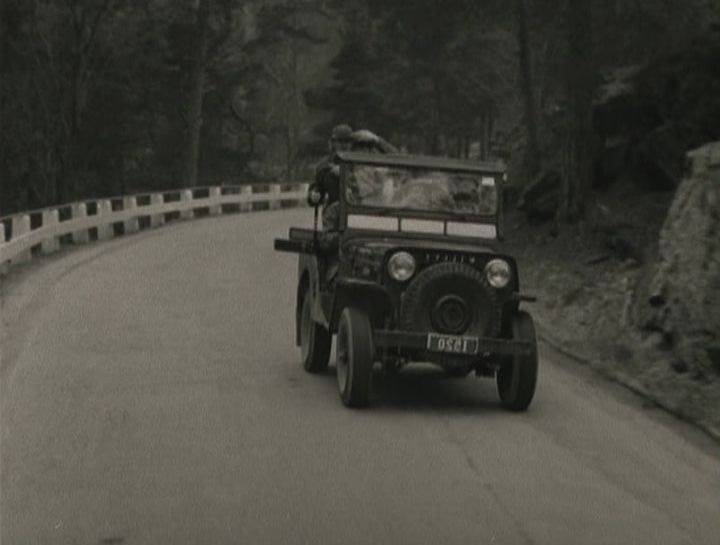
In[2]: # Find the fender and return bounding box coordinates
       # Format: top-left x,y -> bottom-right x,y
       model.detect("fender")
330,278 -> 392,333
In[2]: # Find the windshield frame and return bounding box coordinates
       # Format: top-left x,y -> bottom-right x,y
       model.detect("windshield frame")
337,156 -> 503,229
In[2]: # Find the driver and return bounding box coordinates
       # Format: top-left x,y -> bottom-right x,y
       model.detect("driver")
308,127 -> 398,231
305,125 -> 353,285
307,124 -> 354,221
306,126 -> 396,285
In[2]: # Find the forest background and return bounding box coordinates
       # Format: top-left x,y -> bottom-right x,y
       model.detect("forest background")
1,0 -> 716,217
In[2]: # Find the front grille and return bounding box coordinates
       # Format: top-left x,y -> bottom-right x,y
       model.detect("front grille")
420,251 -> 483,269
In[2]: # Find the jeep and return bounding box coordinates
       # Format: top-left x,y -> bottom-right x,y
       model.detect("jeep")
274,151 -> 538,410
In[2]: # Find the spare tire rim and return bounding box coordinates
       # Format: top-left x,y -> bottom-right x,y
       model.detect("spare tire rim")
431,294 -> 471,334
400,263 -> 502,340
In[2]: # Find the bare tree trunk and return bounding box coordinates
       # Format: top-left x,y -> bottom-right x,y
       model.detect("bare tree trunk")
230,104 -> 256,162
430,79 -> 442,155
479,118 -> 487,160
486,112 -> 494,159
63,50 -> 89,201
58,0 -> 113,201
287,39 -> 298,182
514,0 -> 540,176
558,0 -> 595,223
183,0 -> 210,188
284,125 -> 293,182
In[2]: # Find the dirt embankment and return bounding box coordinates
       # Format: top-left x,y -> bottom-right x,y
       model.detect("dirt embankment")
507,142 -> 720,441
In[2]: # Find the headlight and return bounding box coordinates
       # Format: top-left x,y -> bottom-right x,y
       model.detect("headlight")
485,258 -> 511,288
387,251 -> 416,282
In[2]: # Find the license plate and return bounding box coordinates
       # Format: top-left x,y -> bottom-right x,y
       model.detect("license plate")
426,333 -> 479,355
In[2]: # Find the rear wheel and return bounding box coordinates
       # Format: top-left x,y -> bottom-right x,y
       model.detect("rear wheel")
336,307 -> 374,408
300,292 -> 331,373
497,311 -> 538,411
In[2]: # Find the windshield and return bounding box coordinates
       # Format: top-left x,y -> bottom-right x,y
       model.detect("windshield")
345,164 -> 498,216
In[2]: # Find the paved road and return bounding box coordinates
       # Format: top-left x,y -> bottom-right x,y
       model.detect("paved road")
2,209 -> 719,545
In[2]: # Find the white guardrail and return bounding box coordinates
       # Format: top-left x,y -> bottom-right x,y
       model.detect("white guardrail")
0,183 -> 309,274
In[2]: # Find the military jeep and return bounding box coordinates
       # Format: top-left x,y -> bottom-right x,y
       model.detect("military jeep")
274,151 -> 538,410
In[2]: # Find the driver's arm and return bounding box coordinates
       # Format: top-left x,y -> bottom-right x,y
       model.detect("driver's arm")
309,160 -> 338,204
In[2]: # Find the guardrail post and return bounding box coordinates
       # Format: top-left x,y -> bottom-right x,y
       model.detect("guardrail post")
71,203 -> 89,244
11,214 -> 31,264
239,186 -> 253,212
269,183 -> 282,210
41,209 -> 60,254
123,196 -> 139,234
180,190 -> 194,220
150,193 -> 165,228
209,187 -> 221,216
97,200 -> 114,241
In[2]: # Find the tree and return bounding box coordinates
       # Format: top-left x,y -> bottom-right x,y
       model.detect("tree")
514,0 -> 540,176
182,0 -> 211,188
180,0 -> 242,188
0,0 -> 154,211
557,0 -> 595,223
250,0 -> 331,182
306,0 -> 515,158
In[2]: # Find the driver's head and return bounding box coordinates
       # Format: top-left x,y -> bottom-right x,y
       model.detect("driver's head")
329,124 -> 353,152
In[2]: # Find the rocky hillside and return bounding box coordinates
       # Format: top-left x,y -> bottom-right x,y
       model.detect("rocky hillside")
505,26 -> 720,436
508,140 -> 720,439
633,142 -> 720,378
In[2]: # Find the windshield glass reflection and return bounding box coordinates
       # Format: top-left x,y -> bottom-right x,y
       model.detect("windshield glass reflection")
346,164 -> 498,216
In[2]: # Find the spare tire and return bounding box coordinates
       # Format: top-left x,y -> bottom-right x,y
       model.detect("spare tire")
401,262 -> 502,339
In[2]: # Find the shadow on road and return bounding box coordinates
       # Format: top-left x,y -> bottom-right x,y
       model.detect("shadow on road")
311,364 -> 504,414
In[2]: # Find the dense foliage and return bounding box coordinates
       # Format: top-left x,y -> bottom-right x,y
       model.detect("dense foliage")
1,0 -> 718,217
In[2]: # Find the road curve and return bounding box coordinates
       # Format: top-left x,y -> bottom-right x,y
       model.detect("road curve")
1,209 -> 719,545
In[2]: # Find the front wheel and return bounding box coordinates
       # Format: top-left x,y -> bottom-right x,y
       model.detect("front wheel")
300,292 -> 331,373
336,307 -> 374,408
497,311 -> 538,411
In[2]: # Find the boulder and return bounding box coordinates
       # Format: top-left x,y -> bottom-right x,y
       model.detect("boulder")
635,141 -> 720,378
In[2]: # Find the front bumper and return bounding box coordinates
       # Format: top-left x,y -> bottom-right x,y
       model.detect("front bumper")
374,330 -> 532,356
